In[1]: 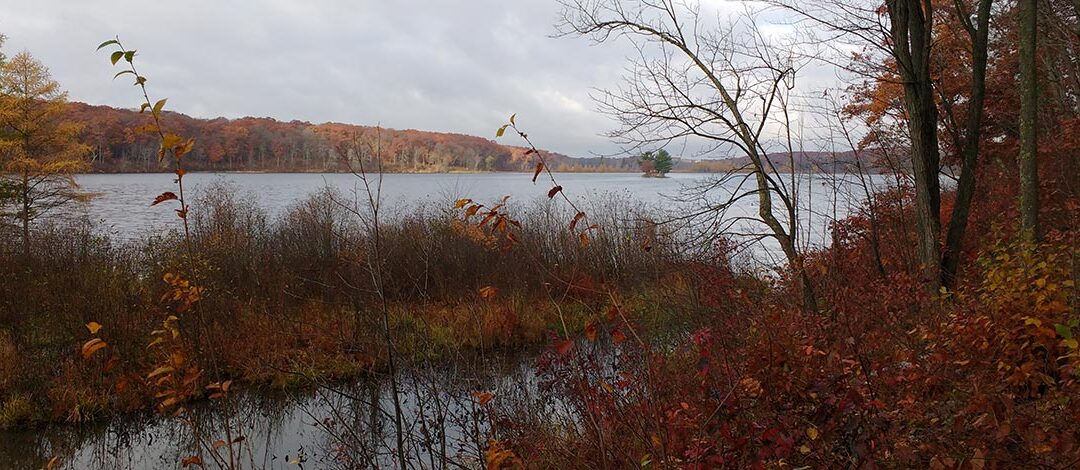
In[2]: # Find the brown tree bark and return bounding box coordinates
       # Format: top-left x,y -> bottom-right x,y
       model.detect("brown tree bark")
941,0 -> 993,288
887,0 -> 943,292
1018,0 -> 1041,243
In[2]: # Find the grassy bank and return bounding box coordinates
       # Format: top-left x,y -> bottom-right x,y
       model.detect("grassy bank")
0,183 -> 714,429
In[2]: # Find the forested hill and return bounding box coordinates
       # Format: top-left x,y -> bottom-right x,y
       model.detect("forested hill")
67,102 -> 639,173
68,102 -> 875,173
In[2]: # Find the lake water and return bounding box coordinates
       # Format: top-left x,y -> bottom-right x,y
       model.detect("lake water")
65,171 -> 887,264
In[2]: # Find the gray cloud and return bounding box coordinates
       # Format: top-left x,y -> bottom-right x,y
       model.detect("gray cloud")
0,1 -> 846,157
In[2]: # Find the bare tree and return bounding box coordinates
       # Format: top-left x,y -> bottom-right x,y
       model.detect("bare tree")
557,0 -> 819,312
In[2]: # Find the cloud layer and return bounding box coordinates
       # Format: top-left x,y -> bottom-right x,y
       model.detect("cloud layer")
0,1 -> 844,157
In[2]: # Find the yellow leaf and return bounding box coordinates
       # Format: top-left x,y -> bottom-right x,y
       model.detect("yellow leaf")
147,365 -> 174,379
807,427 -> 819,440
85,322 -> 103,334
81,338 -> 107,359
799,444 -> 811,454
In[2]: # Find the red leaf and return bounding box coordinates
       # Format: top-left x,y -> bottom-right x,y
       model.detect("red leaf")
555,339 -> 574,355
151,192 -> 178,206
547,185 -> 562,199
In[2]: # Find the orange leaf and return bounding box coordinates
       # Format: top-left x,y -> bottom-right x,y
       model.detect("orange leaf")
181,456 -> 203,467
547,185 -> 563,199
174,138 -> 196,158
611,329 -> 626,344
584,319 -> 598,342
605,305 -> 618,322
532,162 -> 544,183
555,339 -> 574,355
81,338 -> 107,359
479,286 -> 497,299
465,205 -> 481,217
85,321 -> 103,334
578,232 -> 590,248
472,391 -> 494,405
569,212 -> 586,231
152,192 -> 178,206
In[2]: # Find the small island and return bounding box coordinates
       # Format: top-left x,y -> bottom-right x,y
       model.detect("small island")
638,148 -> 673,177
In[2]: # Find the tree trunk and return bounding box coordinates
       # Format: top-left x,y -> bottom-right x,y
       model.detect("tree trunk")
1018,0 -> 1040,243
20,171 -> 29,257
888,0 -> 942,292
941,0 -> 992,288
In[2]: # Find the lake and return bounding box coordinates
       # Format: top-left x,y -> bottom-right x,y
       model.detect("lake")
65,171 -> 887,264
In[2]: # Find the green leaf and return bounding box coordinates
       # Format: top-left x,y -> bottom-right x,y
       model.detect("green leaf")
152,98 -> 167,117
124,50 -> 136,62
1055,324 -> 1073,340
113,70 -> 135,80
496,124 -> 508,138
96,39 -> 119,51
110,51 -> 124,65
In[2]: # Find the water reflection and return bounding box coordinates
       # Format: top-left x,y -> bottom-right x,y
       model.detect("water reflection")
1,349 -> 540,469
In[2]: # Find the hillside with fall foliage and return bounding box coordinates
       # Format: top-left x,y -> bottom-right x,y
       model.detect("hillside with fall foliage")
69,102 -> 632,173
70,102 -> 878,174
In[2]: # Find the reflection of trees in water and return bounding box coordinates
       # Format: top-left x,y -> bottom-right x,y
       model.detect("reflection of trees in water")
0,349 -> 546,469
310,349 -> 542,469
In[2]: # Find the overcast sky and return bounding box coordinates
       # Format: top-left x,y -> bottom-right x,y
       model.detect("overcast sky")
0,0 -> 844,157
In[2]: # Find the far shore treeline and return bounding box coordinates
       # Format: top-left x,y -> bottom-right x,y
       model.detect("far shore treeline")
69,102 -> 871,174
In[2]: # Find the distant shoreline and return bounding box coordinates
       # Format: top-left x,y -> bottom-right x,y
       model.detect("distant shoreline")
78,168 -> 876,176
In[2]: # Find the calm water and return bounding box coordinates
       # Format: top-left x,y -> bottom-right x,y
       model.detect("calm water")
65,171 -> 886,263
6,171 -> 887,469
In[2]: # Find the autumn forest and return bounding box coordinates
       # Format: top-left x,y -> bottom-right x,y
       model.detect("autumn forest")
0,0 -> 1078,469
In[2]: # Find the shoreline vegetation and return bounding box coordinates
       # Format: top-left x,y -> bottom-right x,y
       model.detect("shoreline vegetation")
0,185 -> 702,429
68,101 -> 881,175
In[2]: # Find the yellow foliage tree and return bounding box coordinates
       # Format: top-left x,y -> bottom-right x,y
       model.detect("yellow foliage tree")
0,50 -> 90,252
